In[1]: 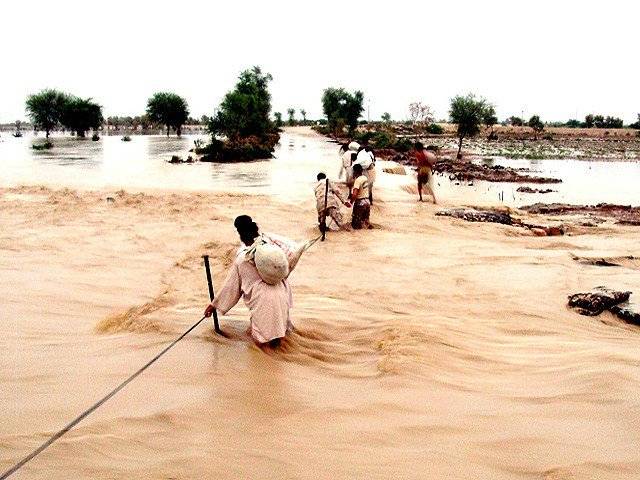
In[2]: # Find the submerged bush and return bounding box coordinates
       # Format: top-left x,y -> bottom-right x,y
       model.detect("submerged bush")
200,134 -> 279,162
32,141 -> 54,150
121,135 -> 132,142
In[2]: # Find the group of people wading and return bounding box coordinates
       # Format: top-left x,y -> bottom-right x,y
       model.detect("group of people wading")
205,138 -> 438,346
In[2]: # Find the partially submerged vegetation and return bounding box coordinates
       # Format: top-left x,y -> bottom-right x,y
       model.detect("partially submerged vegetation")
198,66 -> 280,162
25,89 -> 103,141
146,92 -> 189,137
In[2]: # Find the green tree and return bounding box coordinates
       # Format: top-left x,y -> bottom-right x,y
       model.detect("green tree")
287,108 -> 296,126
483,105 -> 498,133
528,115 -> 544,139
584,114 -> 595,128
449,93 -> 493,158
566,119 -> 581,128
593,115 -> 605,128
300,109 -> 307,124
604,116 -> 623,128
25,89 -> 68,138
321,87 -> 364,134
274,112 -> 283,127
146,92 -> 189,137
508,116 -> 524,126
381,112 -> 391,123
208,66 -> 275,141
629,114 -> 640,130
60,96 -> 103,137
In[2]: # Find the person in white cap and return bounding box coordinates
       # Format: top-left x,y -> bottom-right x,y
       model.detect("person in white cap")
339,141 -> 359,190
204,215 -> 293,347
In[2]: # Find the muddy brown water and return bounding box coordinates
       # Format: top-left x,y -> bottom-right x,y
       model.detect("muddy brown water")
2,127 -> 640,479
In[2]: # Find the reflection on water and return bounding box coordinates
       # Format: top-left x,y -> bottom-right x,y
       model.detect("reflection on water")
1,130 -> 639,206
0,131 -> 339,201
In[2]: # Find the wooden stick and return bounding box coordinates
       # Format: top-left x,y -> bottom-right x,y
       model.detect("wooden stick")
321,177 -> 329,241
203,255 -> 221,334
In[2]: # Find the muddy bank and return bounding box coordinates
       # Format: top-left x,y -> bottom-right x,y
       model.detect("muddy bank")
522,203 -> 640,225
374,148 -> 561,184
432,160 -> 561,184
436,207 -> 565,236
358,124 -> 640,161
568,287 -> 640,326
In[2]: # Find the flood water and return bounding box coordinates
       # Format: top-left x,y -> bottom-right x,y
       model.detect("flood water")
1,129 -> 639,206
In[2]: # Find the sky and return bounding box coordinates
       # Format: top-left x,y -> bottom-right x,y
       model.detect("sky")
2,0 -> 639,124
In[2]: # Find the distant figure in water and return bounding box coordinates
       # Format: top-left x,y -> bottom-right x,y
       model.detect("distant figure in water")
314,172 -> 351,231
413,142 -> 437,203
204,215 -> 293,347
350,164 -> 371,229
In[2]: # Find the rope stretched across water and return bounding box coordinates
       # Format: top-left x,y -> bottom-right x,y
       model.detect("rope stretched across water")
0,315 -> 208,480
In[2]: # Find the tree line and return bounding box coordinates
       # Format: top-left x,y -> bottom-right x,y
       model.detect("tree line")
25,90 -> 193,138
506,114 -> 632,129
23,70 -> 640,161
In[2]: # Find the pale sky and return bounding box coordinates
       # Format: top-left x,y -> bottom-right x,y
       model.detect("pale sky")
2,0 -> 639,124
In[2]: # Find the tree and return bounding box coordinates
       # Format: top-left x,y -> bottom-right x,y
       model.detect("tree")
528,115 -> 544,139
604,116 -> 623,128
507,116 -> 524,126
208,66 -> 275,141
629,114 -> 640,130
146,92 -> 189,137
321,87 -> 364,134
287,108 -> 296,126
566,119 -> 581,128
483,105 -> 498,133
449,94 -> 493,159
60,96 -> 103,137
25,89 -> 68,138
274,112 -> 283,127
381,112 -> 391,123
584,114 -> 595,128
300,109 -> 307,124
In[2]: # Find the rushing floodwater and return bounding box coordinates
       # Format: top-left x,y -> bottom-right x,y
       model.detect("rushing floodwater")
1,130 -> 639,206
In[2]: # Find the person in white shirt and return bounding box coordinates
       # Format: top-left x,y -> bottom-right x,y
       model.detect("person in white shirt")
339,142 -> 358,190
354,146 -> 376,204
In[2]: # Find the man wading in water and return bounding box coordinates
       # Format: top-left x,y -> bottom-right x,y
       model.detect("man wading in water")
314,172 -> 351,231
413,142 -> 437,203
204,216 -> 294,347
350,164 -> 371,229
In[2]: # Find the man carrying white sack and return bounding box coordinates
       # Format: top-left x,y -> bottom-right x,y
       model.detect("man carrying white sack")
339,141 -> 360,190
314,172 -> 351,231
204,215 -> 318,347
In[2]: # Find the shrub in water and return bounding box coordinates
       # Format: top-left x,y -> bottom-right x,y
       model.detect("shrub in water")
121,135 -> 132,142
32,141 -> 53,150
